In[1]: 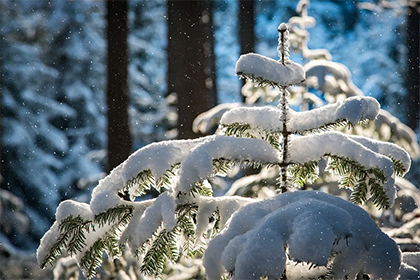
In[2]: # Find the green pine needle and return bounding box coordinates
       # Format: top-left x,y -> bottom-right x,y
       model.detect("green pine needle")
326,155 -> 389,209
289,161 -> 319,188
222,123 -> 280,149
141,229 -> 179,276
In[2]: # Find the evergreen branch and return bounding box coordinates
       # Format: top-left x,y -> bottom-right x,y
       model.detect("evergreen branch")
368,172 -> 390,209
212,158 -> 234,176
40,216 -> 91,268
123,165 -> 180,198
389,157 -> 405,177
66,223 -> 88,256
190,182 -> 214,197
78,206 -> 133,278
188,158 -> 278,198
294,118 -> 374,136
140,229 -> 179,276
79,233 -> 121,279
237,72 -> 303,88
298,119 -> 349,135
139,203 -> 200,277
349,178 -> 368,205
124,169 -> 154,196
40,232 -> 69,268
179,214 -> 198,257
156,164 -> 180,190
221,123 -> 280,149
288,161 -> 319,188
326,155 -> 389,208
94,205 -> 134,227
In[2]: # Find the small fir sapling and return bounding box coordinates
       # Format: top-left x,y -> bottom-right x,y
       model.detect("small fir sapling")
38,22 -> 412,280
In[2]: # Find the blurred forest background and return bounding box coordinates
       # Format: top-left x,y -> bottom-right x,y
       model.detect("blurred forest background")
0,0 -> 419,278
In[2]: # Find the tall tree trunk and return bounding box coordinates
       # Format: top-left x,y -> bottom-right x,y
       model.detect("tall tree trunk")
167,0 -> 218,139
406,2 -> 419,132
106,0 -> 132,172
0,0 -> 3,187
239,0 -> 255,102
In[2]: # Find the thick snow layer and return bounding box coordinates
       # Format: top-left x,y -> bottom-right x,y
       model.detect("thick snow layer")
37,201 -> 96,266
195,196 -> 254,245
235,53 -> 305,87
304,59 -> 363,96
55,201 -> 94,223
203,191 -> 401,280
119,192 -> 175,251
37,222 -> 60,266
348,134 -> 411,174
400,252 -> 420,279
289,96 -> 379,132
90,190 -> 132,215
121,137 -> 209,184
289,131 -> 397,205
193,103 -> 242,134
90,137 -> 217,212
176,135 -> 281,193
90,164 -> 134,215
91,164 -> 125,202
220,96 -> 380,134
289,132 -> 394,177
375,109 -> 420,159
220,105 -> 283,132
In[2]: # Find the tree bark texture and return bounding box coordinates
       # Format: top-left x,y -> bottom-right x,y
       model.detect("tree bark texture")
167,0 -> 218,139
406,3 -> 420,132
106,0 -> 132,172
239,0 -> 255,102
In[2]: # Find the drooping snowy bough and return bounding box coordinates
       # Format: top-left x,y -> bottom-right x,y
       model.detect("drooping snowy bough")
38,22 -> 411,280
204,191 -> 401,280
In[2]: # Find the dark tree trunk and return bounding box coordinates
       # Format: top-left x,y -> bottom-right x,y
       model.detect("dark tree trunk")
106,0 -> 132,172
167,0 -> 218,139
0,0 -> 2,187
239,0 -> 255,102
406,3 -> 420,132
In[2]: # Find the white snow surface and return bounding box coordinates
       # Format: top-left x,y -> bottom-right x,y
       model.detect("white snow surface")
91,164 -> 125,205
289,131 -> 394,177
119,192 -> 176,251
37,221 -> 60,266
348,134 -> 411,174
235,53 -> 305,86
89,164 -> 135,215
176,135 -> 281,193
37,201 -> 96,266
89,137 -> 216,211
220,96 -> 380,134
220,105 -> 283,132
304,59 -> 363,96
121,137 -> 209,185
400,252 -> 420,278
193,103 -> 242,134
55,200 -> 94,223
289,131 -> 396,205
203,190 -> 401,280
289,96 -> 379,132
194,195 -> 254,246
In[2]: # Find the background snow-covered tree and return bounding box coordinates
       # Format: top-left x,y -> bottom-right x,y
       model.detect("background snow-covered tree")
1,0 -> 106,248
128,0 -> 170,148
37,21 -> 416,280
0,0 -> 172,252
1,1 -> 418,278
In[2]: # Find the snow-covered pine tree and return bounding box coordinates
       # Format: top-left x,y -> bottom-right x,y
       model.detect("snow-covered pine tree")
1,0 -> 106,248
37,22 -> 412,279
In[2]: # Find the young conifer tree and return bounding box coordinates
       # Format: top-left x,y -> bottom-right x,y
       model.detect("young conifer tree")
37,22 -> 412,280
